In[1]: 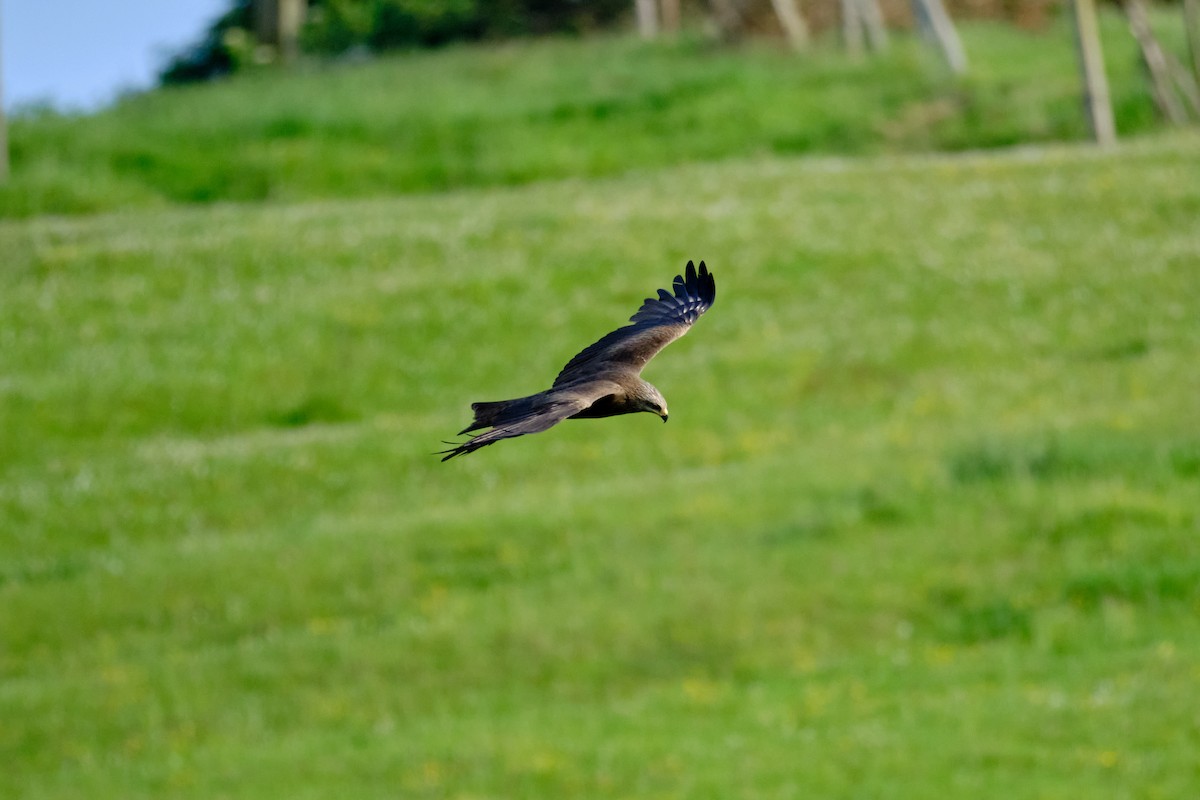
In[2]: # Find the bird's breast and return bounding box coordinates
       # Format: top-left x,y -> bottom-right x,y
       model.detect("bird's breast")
567,393 -> 632,419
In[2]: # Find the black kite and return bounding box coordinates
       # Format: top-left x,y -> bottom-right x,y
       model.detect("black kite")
439,260 -> 716,460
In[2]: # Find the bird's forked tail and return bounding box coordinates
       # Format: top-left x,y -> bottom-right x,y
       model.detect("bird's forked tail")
458,396 -> 539,435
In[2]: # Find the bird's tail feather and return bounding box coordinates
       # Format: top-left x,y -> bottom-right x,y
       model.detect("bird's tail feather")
459,395 -> 541,435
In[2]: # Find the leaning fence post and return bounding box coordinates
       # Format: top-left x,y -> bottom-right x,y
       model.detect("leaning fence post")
1071,0 -> 1117,144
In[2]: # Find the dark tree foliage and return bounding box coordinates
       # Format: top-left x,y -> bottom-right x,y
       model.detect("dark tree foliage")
160,0 -> 629,86
159,1 -> 254,85
305,0 -> 632,51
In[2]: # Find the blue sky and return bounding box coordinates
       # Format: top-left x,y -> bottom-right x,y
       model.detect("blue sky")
3,0 -> 228,111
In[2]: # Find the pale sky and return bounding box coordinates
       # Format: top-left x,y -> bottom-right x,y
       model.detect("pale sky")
2,0 -> 229,111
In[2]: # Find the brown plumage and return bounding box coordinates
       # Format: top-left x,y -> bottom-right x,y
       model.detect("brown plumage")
438,260 -> 716,461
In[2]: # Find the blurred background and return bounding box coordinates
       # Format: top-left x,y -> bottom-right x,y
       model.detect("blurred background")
2,1 -> 1199,798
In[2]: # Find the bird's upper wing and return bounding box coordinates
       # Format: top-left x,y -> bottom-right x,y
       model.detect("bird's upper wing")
552,260 -> 716,388
438,381 -> 620,461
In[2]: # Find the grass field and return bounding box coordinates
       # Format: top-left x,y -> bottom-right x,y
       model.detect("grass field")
3,127 -> 1199,796
4,9 -> 1200,796
0,10 -> 1189,218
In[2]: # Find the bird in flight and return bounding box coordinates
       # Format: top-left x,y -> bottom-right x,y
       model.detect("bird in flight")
439,260 -> 716,461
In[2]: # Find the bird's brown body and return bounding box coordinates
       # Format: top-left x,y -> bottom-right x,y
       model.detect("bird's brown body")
439,261 -> 715,460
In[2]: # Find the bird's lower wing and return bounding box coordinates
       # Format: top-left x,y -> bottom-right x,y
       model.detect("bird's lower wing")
438,394 -> 593,461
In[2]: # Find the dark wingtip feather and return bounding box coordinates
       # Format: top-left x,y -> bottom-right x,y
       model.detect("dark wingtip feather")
697,260 -> 715,305
626,259 -> 716,325
437,440 -> 473,461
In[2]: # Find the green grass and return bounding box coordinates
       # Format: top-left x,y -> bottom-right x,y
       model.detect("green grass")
3,123 -> 1199,797
1,10 -> 1188,218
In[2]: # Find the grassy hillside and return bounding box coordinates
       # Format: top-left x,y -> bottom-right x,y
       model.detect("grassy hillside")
3,128 -> 1199,797
0,11 -> 1185,218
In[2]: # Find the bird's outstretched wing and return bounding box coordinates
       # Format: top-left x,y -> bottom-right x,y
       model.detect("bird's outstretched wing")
437,382 -> 619,461
552,260 -> 716,387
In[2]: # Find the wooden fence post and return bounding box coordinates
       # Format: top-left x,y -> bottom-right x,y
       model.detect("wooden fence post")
1126,0 -> 1191,122
1126,0 -> 1200,120
1186,0 -> 1200,82
843,0 -> 887,55
857,0 -> 889,52
912,0 -> 968,74
253,0 -> 306,62
842,0 -> 865,56
770,0 -> 810,50
1071,0 -> 1117,144
635,0 -> 660,38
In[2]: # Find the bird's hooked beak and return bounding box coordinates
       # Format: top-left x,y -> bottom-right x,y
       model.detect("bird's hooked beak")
661,411 -> 669,423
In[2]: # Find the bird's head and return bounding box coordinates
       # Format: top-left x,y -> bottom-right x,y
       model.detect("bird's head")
636,383 -> 669,422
